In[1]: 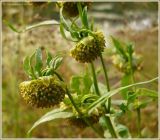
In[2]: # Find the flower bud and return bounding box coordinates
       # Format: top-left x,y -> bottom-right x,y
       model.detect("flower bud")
19,76 -> 66,108
70,31 -> 105,63
111,53 -> 142,73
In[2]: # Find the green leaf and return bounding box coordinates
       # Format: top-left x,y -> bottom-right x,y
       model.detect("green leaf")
49,55 -> 63,70
60,8 -> 70,31
29,52 -> 37,79
46,50 -> 52,66
138,99 -> 153,109
70,76 -> 81,94
28,108 -> 74,134
136,88 -> 158,98
99,115 -> 108,130
81,94 -> 99,104
53,56 -> 63,70
23,56 -> 31,76
82,72 -> 92,94
60,23 -> 75,42
82,6 -> 89,29
90,82 -> 108,96
35,48 -> 43,76
87,77 -> 158,114
111,36 -> 128,61
121,74 -> 132,99
4,20 -> 59,33
116,124 -> 131,138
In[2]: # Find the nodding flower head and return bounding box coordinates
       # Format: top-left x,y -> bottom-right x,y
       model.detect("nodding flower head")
112,53 -> 142,73
59,2 -> 91,18
70,31 -> 105,63
19,76 -> 66,108
30,2 -> 47,7
67,115 -> 99,129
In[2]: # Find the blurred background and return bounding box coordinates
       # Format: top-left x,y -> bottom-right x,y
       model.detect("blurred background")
2,2 -> 158,138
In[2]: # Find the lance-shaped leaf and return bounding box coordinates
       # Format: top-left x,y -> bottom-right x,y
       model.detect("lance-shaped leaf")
23,56 -> 31,76
35,48 -> 43,76
28,108 -> 74,134
3,20 -> 59,33
87,77 -> 158,114
135,88 -> 158,98
111,36 -> 128,61
82,6 -> 89,29
46,50 -> 52,67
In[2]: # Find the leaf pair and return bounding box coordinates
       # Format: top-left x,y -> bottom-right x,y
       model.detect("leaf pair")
23,48 -> 42,79
23,48 -> 63,79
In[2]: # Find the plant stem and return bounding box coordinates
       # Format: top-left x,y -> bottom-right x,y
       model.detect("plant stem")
99,53 -> 111,112
137,107 -> 141,137
66,88 -> 104,137
128,49 -> 141,137
54,72 -> 104,137
90,62 -> 118,138
90,62 -> 100,96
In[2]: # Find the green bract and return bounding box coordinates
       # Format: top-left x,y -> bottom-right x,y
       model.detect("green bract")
19,76 -> 66,108
70,31 -> 105,63
59,2 -> 91,18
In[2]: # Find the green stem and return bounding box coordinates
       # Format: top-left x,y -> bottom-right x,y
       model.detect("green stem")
128,50 -> 141,138
90,62 -> 100,96
54,72 -> 103,137
66,88 -> 104,137
99,53 -> 111,112
137,107 -> 141,137
90,62 -> 118,138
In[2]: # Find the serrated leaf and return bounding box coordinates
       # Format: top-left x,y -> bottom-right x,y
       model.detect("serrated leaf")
4,20 -> 59,33
28,108 -> 74,134
35,48 -> 43,76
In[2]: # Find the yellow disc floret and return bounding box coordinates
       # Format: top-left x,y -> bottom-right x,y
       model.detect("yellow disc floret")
19,76 -> 66,108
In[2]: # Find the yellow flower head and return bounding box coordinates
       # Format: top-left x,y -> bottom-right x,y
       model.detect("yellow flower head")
70,31 -> 105,63
19,76 -> 66,108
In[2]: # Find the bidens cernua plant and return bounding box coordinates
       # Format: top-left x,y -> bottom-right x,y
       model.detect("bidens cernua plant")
5,2 -> 158,138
